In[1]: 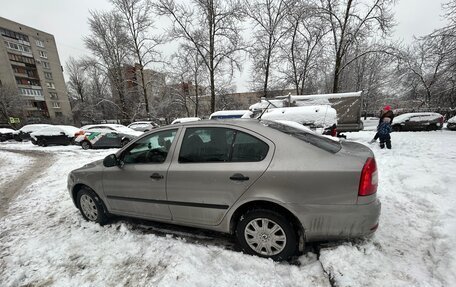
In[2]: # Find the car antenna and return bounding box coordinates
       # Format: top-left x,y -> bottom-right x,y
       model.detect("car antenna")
258,97 -> 278,119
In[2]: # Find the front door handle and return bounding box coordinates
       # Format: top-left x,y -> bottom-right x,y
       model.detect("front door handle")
150,173 -> 164,180
230,173 -> 249,181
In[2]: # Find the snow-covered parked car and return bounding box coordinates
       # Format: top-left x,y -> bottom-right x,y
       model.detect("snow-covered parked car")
0,127 -> 15,142
171,117 -> 201,124
259,105 -> 337,129
30,125 -> 80,146
13,124 -> 53,142
75,124 -> 142,150
68,119 -> 381,261
127,121 -> 159,132
392,112 -> 444,132
209,110 -> 249,119
446,116 -> 456,130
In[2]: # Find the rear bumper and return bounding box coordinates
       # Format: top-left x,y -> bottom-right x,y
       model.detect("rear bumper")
286,199 -> 381,242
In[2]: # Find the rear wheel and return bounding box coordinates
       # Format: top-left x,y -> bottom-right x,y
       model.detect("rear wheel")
235,209 -> 297,261
76,188 -> 108,225
81,140 -> 91,150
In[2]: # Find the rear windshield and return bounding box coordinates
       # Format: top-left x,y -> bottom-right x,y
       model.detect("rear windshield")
261,120 -> 341,153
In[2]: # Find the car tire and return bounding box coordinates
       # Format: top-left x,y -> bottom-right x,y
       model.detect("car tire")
121,139 -> 130,147
76,188 -> 108,225
81,141 -> 92,150
40,139 -> 48,147
235,209 -> 298,261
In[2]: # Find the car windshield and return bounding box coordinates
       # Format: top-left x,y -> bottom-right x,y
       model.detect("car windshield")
261,120 -> 341,153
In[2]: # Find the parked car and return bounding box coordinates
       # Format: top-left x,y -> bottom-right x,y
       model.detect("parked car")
68,119 -> 381,260
447,116 -> 456,130
209,110 -> 249,119
13,124 -> 53,141
75,125 -> 142,150
0,128 -> 15,142
171,117 -> 201,124
392,112 -> 444,131
127,121 -> 159,132
30,125 -> 80,146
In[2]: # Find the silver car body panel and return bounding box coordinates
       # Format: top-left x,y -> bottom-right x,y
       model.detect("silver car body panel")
68,119 -> 380,241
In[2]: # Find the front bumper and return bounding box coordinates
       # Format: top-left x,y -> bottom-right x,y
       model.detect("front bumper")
286,199 -> 381,242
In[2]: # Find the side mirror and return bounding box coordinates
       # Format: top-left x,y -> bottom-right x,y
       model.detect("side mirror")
103,154 -> 119,167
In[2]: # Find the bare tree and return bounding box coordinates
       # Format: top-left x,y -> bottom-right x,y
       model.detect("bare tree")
85,11 -> 132,118
110,0 -> 162,116
0,84 -> 24,126
156,0 -> 244,113
66,56 -> 87,103
243,0 -> 293,97
318,0 -> 395,93
280,1 -> 328,94
170,44 -> 207,116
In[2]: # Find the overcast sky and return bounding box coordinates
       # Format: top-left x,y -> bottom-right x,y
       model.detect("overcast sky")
0,0 -> 449,92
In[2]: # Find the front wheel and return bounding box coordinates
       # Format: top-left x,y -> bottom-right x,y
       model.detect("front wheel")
235,209 -> 298,261
81,140 -> 92,150
76,188 -> 108,225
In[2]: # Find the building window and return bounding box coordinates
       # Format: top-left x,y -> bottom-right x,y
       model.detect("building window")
19,88 -> 43,96
4,40 -> 31,53
52,102 -> 60,108
0,28 -> 29,42
36,39 -> 44,48
55,112 -> 63,117
42,61 -> 50,69
49,92 -> 58,99
44,72 -> 53,79
46,82 -> 55,89
39,50 -> 47,59
16,77 -> 40,86
8,52 -> 35,65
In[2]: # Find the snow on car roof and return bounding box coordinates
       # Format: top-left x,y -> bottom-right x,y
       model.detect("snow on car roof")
30,125 -> 80,138
277,91 -> 362,101
394,112 -> 443,124
19,124 -> 53,133
0,128 -> 15,133
448,116 -> 456,123
210,110 -> 249,116
171,117 -> 201,124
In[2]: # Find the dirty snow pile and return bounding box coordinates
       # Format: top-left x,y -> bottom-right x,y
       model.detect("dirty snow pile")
1,130 -> 456,286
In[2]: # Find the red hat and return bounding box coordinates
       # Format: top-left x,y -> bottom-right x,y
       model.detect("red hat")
384,105 -> 391,111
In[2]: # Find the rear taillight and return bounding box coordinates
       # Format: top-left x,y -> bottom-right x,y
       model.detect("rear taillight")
358,157 -> 378,196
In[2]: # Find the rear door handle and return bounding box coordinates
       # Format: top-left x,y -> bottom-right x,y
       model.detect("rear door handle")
150,173 -> 164,180
230,173 -> 249,181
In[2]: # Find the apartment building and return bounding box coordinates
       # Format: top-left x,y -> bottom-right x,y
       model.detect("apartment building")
0,16 -> 72,124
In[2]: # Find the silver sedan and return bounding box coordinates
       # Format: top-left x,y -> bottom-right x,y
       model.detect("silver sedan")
68,119 -> 381,260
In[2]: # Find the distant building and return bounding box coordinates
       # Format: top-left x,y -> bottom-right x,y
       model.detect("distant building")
0,16 -> 72,124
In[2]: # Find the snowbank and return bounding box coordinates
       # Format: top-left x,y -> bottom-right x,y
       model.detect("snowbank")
261,105 -> 337,128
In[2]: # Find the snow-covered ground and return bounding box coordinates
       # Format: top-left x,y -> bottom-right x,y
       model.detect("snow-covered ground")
0,130 -> 455,286
0,151 -> 34,187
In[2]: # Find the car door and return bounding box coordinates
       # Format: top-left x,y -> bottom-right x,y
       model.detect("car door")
102,128 -> 179,220
166,125 -> 274,226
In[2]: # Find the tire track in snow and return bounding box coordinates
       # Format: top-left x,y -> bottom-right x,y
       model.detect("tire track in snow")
0,149 -> 54,218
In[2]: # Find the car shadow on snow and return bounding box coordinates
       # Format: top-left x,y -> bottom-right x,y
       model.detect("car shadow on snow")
106,215 -> 329,266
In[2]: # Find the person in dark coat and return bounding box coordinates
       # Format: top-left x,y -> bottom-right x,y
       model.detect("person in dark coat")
377,117 -> 393,149
370,105 -> 394,143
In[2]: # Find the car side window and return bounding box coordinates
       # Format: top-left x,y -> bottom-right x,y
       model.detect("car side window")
179,127 -> 235,163
231,131 -> 269,162
123,129 -> 177,164
179,127 -> 268,163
